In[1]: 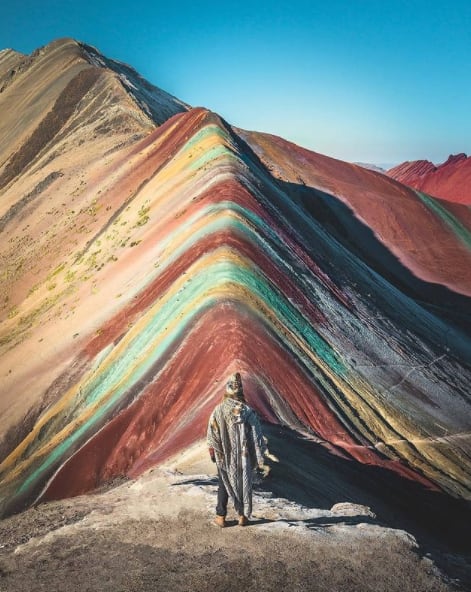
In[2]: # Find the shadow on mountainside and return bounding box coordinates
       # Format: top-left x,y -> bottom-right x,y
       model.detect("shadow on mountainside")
231,123 -> 471,339
283,179 -> 471,339
258,424 -> 471,590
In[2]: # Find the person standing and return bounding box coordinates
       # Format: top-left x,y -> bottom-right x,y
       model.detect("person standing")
207,372 -> 270,527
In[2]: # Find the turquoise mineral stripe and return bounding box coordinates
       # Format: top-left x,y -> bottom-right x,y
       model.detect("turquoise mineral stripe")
158,200 -> 296,274
226,261 -> 344,374
153,203 -> 321,328
416,191 -> 471,250
179,123 -> 236,159
18,256 -> 345,494
188,143 -> 238,171
165,122 -> 239,171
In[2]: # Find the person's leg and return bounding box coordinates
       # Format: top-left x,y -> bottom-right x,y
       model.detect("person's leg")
233,498 -> 243,516
215,471 -> 229,523
237,501 -> 249,525
237,492 -> 250,526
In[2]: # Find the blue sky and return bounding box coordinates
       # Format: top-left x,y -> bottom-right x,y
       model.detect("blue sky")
1,0 -> 470,165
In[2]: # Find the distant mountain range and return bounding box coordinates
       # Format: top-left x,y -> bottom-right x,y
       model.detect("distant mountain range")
0,38 -> 470,519
387,154 -> 471,203
353,162 -> 386,173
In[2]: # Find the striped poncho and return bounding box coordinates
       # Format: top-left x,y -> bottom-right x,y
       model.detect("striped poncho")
207,397 -> 267,517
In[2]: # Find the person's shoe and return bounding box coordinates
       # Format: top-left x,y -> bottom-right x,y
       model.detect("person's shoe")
238,515 -> 249,526
214,515 -> 226,527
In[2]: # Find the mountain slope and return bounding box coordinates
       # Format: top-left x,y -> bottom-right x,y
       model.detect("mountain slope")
239,131 -> 471,300
0,39 -> 470,520
0,37 -> 187,190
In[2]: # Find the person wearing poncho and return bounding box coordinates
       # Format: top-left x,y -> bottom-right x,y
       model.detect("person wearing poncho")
207,372 -> 267,527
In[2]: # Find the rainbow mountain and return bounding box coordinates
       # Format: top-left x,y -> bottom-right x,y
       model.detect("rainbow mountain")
0,38 -> 470,518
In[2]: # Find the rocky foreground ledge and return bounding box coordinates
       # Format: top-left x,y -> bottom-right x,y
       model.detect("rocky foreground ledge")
0,442 -> 466,592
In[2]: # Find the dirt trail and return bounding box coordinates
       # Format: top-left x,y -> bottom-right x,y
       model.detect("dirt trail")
0,442 -> 457,592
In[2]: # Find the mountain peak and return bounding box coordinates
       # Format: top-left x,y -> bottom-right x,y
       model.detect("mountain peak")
387,153 -> 471,203
78,41 -> 189,124
443,152 -> 468,165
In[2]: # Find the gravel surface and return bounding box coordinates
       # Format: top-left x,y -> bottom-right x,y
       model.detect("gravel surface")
0,443 -> 461,592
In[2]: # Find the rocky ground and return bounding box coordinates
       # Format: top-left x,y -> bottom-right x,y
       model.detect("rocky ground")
0,442 -> 467,592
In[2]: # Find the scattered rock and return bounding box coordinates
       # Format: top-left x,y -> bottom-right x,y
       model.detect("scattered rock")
330,502 -> 376,518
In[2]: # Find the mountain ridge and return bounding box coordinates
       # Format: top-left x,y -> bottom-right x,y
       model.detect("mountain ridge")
387,153 -> 471,204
